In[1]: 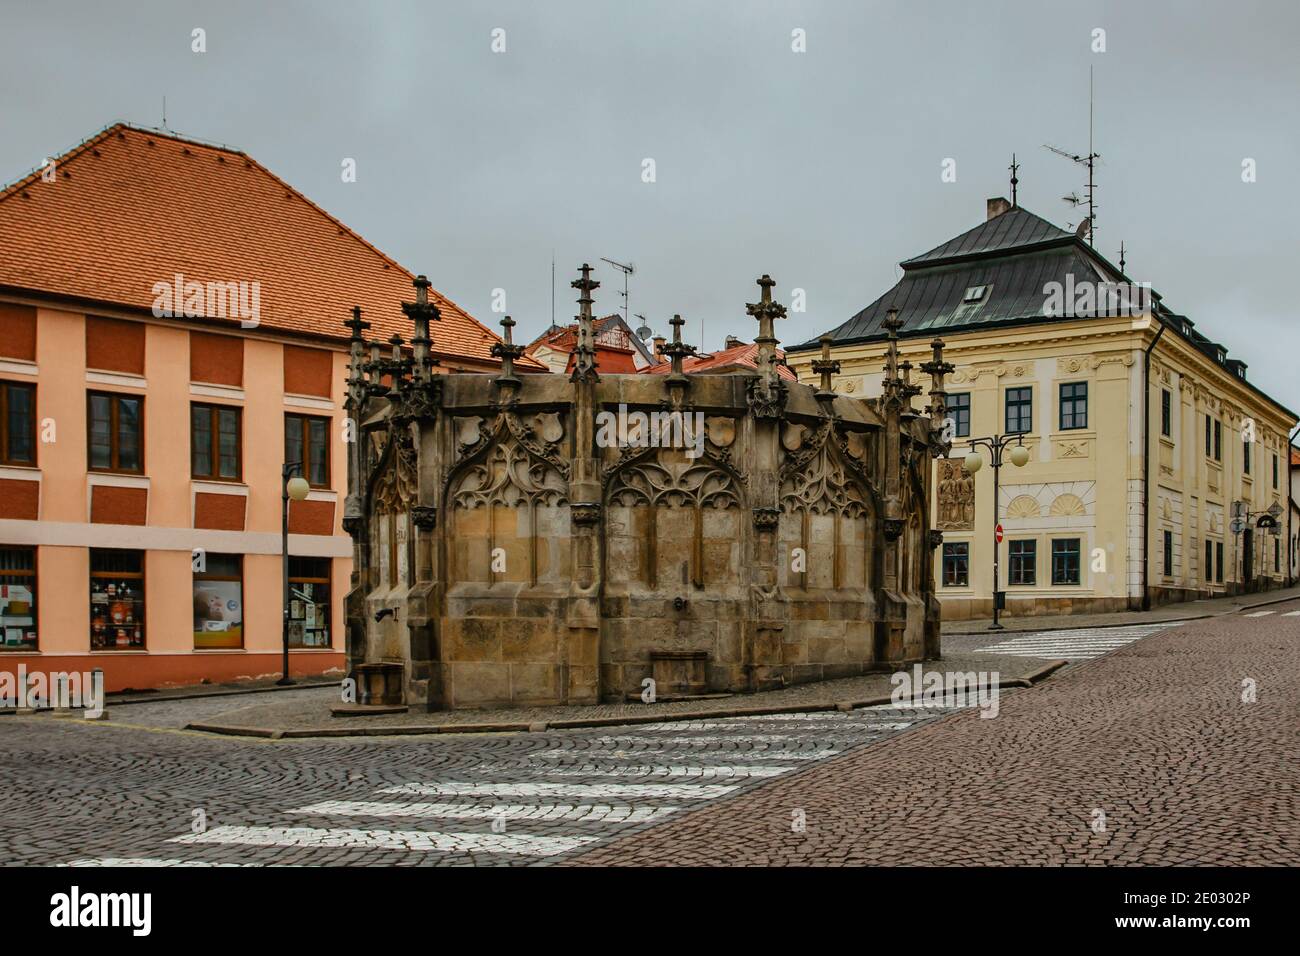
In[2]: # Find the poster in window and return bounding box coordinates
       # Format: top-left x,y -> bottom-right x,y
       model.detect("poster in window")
193,581 -> 244,648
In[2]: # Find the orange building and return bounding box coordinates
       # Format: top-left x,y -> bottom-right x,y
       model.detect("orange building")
0,123 -> 531,692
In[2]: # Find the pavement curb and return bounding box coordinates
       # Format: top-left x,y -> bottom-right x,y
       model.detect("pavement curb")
182,661 -> 1070,740
943,587 -> 1300,637
106,677 -> 339,707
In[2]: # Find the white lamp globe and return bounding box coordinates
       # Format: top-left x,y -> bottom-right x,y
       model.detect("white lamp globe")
286,475 -> 312,501
1008,445 -> 1030,468
962,453 -> 984,475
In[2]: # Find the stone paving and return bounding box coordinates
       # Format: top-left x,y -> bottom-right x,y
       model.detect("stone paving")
123,649 -> 1050,734
1,605 -> 1293,867
0,703 -> 959,867
941,584 -> 1300,635
569,598 -> 1300,866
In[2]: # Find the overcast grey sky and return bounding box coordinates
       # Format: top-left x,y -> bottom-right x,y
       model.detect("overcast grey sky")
3,0 -> 1297,410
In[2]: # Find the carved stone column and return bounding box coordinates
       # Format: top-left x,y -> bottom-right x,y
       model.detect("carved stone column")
566,265 -> 603,704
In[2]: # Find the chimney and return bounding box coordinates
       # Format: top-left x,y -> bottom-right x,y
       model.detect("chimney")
724,335 -> 743,350
986,197 -> 1012,221
652,335 -> 666,360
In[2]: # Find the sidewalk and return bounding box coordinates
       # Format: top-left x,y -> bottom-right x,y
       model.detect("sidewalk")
64,583 -> 1298,738
942,583 -> 1300,635
174,649 -> 1063,738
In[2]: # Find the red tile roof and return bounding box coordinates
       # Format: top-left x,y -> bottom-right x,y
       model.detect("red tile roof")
642,341 -> 798,381
0,123 -> 539,368
1291,447 -> 1300,468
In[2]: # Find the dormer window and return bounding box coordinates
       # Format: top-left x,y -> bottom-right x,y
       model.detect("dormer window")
963,285 -> 989,303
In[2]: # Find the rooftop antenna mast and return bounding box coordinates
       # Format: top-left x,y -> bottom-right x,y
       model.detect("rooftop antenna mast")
599,257 -> 634,329
1009,153 -> 1019,207
550,252 -> 556,330
1043,67 -> 1100,246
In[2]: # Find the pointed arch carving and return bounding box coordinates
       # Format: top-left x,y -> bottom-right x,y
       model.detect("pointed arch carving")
369,425 -> 418,515
444,411 -> 570,511
779,421 -> 878,518
604,442 -> 745,511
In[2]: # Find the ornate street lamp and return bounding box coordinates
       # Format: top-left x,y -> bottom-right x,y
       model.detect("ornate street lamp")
278,462 -> 312,685
962,435 -> 1029,629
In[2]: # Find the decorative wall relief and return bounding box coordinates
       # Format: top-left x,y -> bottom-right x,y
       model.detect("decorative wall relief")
936,457 -> 974,530
452,437 -> 568,509
607,450 -> 741,510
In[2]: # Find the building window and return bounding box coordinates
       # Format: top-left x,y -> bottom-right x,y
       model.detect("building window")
193,554 -> 243,649
0,382 -> 35,466
947,392 -> 970,438
941,542 -> 969,587
1005,387 -> 1032,435
87,391 -> 143,473
1051,538 -> 1081,585
1273,453 -> 1279,489
1213,419 -> 1222,461
289,557 -> 332,648
191,403 -> 242,481
1274,538 -> 1281,573
1163,530 -> 1173,578
1205,540 -> 1213,586
1058,382 -> 1087,430
1243,439 -> 1251,475
1215,541 -> 1224,584
1160,389 -> 1171,438
0,546 -> 37,650
286,413 -> 330,488
1204,415 -> 1211,457
90,550 -> 144,649
1008,540 -> 1036,585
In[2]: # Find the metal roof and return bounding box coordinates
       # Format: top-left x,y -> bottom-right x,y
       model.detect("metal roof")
802,243 -> 1108,347
902,206 -> 1074,268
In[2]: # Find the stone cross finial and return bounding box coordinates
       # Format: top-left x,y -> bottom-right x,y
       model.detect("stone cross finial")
344,305 -> 371,343
919,336 -> 954,433
746,274 -> 787,386
570,264 -> 600,381
882,308 -> 903,400
811,334 -> 840,399
491,314 -> 524,384
403,275 -> 440,381
662,313 -> 697,383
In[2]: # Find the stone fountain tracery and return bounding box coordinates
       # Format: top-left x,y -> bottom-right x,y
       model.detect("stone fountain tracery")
342,268 -> 953,710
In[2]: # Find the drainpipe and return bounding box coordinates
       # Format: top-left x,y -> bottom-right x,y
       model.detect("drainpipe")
1141,318 -> 1166,612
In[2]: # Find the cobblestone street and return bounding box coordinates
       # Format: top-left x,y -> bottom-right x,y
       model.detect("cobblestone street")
1,604 -> 1296,867
575,600 -> 1300,866
0,697 -> 956,867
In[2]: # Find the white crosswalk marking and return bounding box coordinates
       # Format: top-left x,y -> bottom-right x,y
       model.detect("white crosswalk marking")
975,622 -> 1183,660
76,708 -> 937,866
1244,610 -> 1276,617
378,780 -> 737,799
170,825 -> 596,857
476,764 -> 792,779
289,801 -> 682,823
1283,611 -> 1300,617
64,858 -> 261,867
530,747 -> 841,760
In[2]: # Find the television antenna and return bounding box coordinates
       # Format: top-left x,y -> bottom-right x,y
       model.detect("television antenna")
599,257 -> 634,328
1043,67 -> 1100,246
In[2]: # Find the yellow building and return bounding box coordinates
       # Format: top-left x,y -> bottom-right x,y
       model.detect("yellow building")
788,198 -> 1296,619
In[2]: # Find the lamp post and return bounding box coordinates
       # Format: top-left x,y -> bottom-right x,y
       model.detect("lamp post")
962,434 -> 1030,629
279,461 -> 312,685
